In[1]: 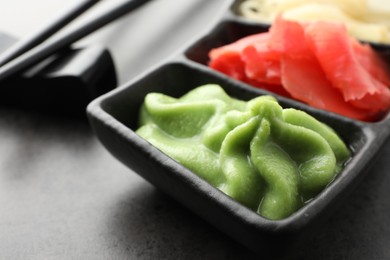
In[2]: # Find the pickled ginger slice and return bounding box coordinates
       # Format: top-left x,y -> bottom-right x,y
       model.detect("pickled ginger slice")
209,34 -> 265,81
305,21 -> 390,112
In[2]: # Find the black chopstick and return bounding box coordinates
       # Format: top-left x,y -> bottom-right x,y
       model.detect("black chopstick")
0,0 -> 151,82
0,0 -> 99,67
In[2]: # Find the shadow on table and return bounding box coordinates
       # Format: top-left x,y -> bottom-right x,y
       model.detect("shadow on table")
106,183 -> 257,259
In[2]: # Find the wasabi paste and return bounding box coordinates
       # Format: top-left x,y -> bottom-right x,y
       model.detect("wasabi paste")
136,84 -> 350,220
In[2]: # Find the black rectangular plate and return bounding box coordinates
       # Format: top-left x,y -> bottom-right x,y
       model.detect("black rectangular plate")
87,0 -> 390,256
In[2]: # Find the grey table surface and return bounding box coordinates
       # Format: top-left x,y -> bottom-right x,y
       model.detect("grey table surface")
1,1 -> 390,259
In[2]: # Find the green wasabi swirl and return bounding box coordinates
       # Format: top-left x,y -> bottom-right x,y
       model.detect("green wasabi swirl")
136,84 -> 350,220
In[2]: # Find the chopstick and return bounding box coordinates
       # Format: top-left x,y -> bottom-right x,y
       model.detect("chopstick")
0,0 -> 99,67
0,0 -> 151,82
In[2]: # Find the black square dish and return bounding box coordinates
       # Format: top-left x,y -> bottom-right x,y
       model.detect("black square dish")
87,0 -> 390,256
87,61 -> 388,257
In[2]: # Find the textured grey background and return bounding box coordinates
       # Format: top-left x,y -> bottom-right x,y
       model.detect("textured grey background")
0,0 -> 389,259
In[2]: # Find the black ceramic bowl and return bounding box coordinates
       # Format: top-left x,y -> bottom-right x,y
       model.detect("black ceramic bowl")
87,0 -> 390,256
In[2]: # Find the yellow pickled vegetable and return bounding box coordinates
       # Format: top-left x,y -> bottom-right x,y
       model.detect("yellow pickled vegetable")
238,0 -> 390,44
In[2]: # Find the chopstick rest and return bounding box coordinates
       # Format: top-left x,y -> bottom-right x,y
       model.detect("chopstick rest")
0,42 -> 117,118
